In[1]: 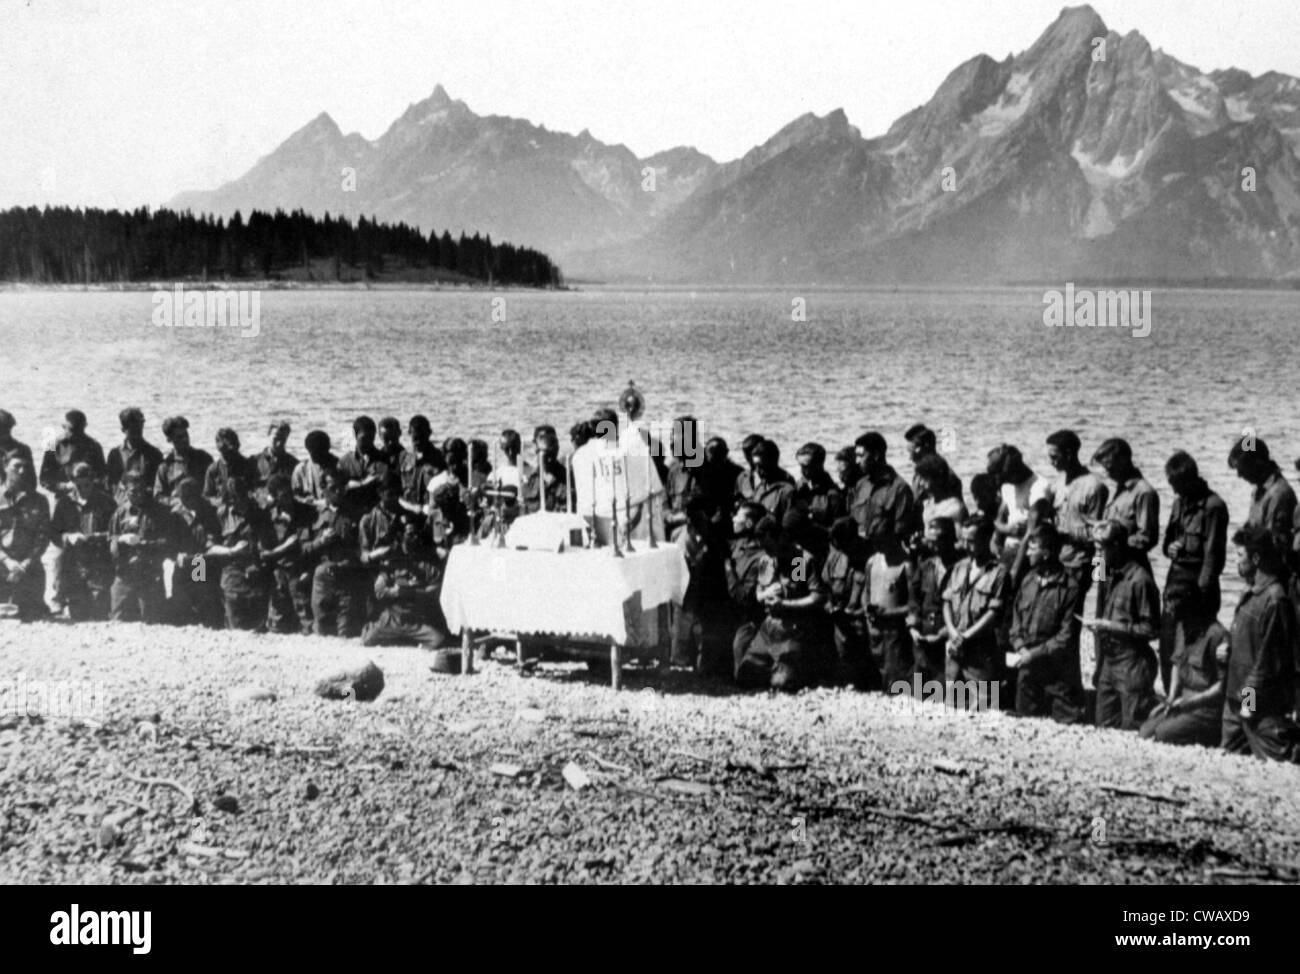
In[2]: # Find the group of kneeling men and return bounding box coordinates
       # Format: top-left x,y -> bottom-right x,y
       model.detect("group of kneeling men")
1,405 -> 1297,762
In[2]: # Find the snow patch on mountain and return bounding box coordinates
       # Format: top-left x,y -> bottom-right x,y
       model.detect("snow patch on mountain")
1168,87 -> 1217,119
1071,143 -> 1147,184
1225,96 -> 1257,121
974,72 -> 1033,137
1081,196 -> 1116,238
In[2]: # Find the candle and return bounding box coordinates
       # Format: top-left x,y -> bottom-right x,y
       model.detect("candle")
467,430 -> 479,547
623,455 -> 634,553
609,456 -> 621,557
537,443 -> 546,513
645,436 -> 657,548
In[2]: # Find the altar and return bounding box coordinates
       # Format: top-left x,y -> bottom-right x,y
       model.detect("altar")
438,541 -> 688,689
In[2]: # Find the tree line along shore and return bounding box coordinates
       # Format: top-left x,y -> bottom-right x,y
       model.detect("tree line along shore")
0,206 -> 563,288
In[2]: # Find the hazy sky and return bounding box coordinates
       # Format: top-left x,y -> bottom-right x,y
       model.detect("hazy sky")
3,0 -> 1297,209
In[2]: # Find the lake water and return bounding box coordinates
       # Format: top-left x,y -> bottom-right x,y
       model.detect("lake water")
2,284 -> 1299,614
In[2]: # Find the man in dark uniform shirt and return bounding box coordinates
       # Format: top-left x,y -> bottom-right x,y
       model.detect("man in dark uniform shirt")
834,446 -> 860,496
1084,520 -> 1161,730
904,424 -> 962,504
154,416 -> 214,500
1093,438 -> 1160,562
1139,608 -> 1227,747
109,471 -> 174,623
203,428 -> 255,504
361,521 -> 451,648
361,474 -> 410,570
734,434 -> 765,499
823,516 -> 872,688
1221,525 -> 1300,761
211,476 -> 272,630
734,510 -> 831,692
1229,437 -> 1300,676
292,430 -> 338,511
673,495 -> 731,673
908,516 -> 958,686
1007,523 -> 1085,724
851,431 -> 918,555
794,442 -> 842,531
378,416 -> 405,471
736,439 -> 795,521
0,411 -> 36,490
261,473 -> 317,634
700,436 -> 742,517
397,415 -> 445,516
254,420 -> 298,498
0,456 -> 50,620
1161,451 -> 1228,691
337,415 -> 389,515
168,477 -> 224,628
663,417 -> 705,541
106,407 -> 164,503
41,409 -> 106,608
1045,429 -> 1108,603
725,503 -> 775,633
943,518 -> 1009,690
50,462 -> 117,620
522,430 -> 567,514
304,468 -> 367,637
1229,436 -> 1296,566
40,409 -> 107,495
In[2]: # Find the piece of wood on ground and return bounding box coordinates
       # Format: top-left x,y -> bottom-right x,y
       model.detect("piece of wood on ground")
178,841 -> 248,860
668,748 -> 714,765
587,752 -> 632,774
656,777 -> 713,797
1099,783 -> 1188,805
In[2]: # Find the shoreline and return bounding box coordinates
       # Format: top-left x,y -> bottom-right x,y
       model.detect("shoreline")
0,280 -> 572,294
5,279 -> 1299,295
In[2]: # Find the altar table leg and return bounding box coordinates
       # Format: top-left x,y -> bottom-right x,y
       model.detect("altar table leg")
610,640 -> 622,691
462,628 -> 474,675
666,602 -> 678,669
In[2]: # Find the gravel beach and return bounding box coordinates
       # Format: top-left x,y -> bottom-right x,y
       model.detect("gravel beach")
0,620 -> 1297,885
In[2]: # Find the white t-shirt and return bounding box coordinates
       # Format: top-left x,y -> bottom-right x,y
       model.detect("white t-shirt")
570,426 -> 660,517
1001,474 -> 1050,549
492,464 -> 522,491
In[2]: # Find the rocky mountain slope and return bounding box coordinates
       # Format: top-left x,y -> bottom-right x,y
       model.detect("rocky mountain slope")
173,7 -> 1300,282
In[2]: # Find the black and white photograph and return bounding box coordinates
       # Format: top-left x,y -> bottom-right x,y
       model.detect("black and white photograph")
0,0 -> 1296,939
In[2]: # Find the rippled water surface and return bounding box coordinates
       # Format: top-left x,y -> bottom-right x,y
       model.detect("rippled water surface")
3,285 -> 1298,610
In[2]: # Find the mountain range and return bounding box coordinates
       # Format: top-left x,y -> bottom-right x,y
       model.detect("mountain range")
171,5 -> 1300,283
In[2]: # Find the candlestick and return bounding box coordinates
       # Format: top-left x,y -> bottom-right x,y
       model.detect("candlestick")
487,437 -> 498,547
466,431 -> 479,547
589,452 -> 597,548
644,436 -> 658,549
609,457 -> 622,558
622,455 -> 635,554
537,443 -> 546,514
